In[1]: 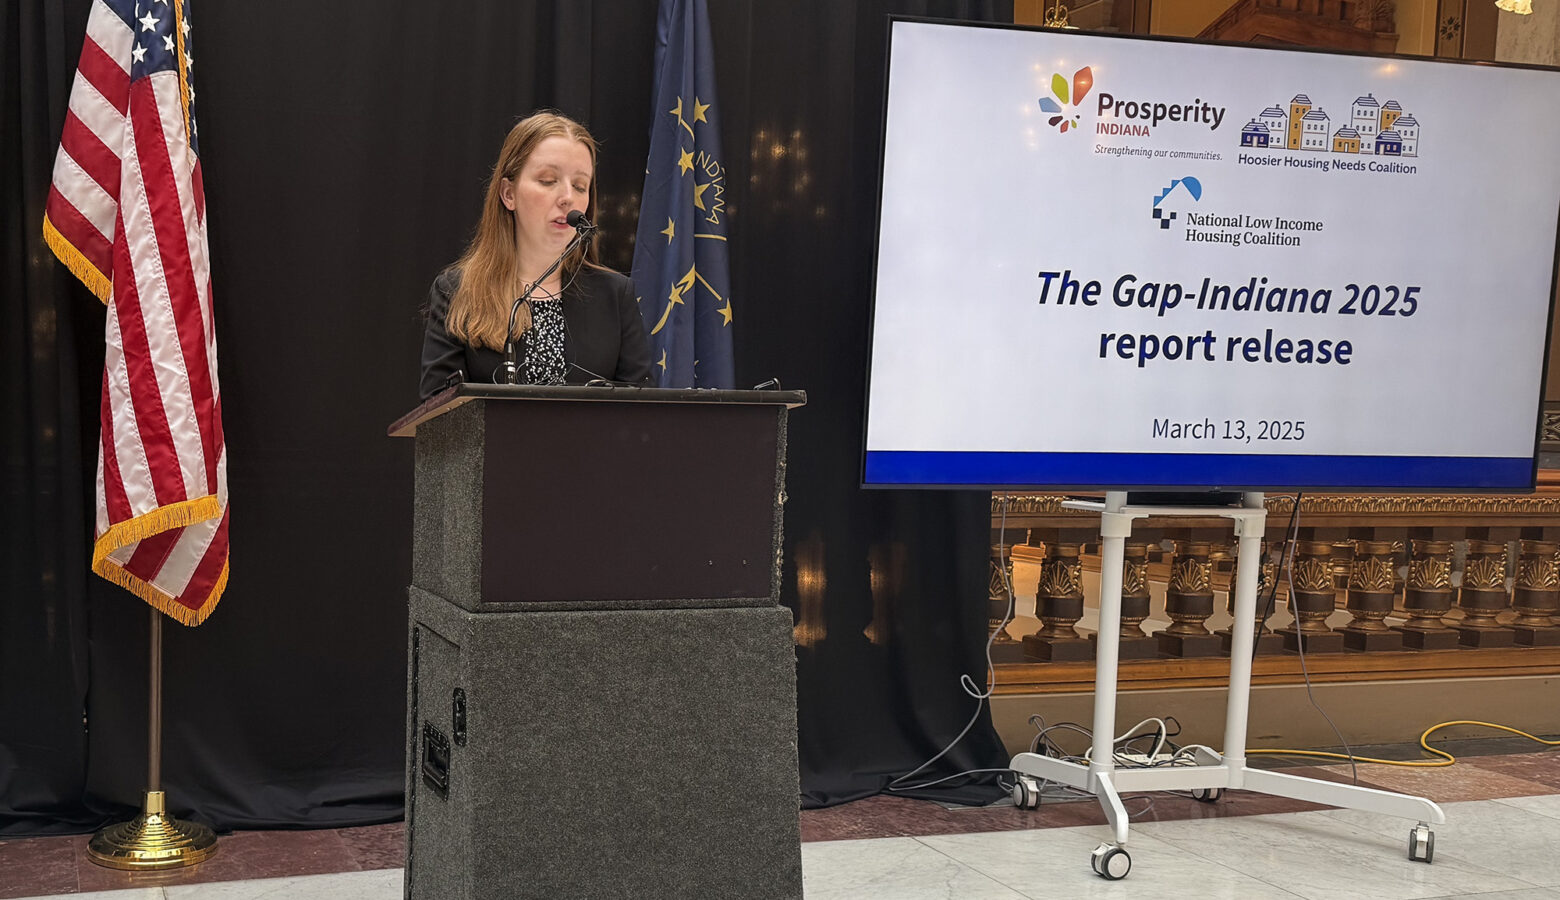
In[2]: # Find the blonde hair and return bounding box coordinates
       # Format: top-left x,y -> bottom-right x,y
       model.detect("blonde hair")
445,111 -> 601,350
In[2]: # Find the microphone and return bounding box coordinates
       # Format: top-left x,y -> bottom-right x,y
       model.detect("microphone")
499,210 -> 593,385
567,210 -> 597,251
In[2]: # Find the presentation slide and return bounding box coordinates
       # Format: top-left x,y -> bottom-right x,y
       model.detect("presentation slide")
864,20 -> 1560,490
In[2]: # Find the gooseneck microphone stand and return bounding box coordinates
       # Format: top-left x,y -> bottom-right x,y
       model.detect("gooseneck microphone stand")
499,211 -> 597,385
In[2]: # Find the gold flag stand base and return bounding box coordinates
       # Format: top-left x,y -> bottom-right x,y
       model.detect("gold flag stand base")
87,791 -> 217,870
90,610 -> 218,871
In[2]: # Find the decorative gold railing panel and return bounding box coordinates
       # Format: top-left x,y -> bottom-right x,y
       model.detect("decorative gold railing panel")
989,480 -> 1560,689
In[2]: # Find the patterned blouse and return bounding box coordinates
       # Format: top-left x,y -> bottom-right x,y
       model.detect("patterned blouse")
521,297 -> 567,385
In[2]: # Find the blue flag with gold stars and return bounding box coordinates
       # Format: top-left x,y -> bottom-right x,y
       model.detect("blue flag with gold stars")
631,0 -> 734,388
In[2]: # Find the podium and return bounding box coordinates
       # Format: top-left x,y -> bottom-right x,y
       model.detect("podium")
390,384 -> 807,900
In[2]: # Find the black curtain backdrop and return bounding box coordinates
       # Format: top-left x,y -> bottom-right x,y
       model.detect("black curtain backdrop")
2,0 -> 1010,834
2,0 -> 99,836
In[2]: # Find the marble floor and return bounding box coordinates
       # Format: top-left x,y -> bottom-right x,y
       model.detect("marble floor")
4,750 -> 1559,899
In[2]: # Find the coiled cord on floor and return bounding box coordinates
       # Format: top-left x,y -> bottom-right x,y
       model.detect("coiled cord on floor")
1247,720 -> 1560,768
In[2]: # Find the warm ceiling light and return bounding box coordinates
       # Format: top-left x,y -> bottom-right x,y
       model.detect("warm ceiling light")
1495,0 -> 1533,14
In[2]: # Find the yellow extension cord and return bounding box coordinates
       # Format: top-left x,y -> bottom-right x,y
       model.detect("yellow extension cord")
1247,720 -> 1560,768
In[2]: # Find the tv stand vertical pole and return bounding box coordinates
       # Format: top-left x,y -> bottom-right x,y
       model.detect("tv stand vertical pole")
1220,491 -> 1267,783
1089,491 -> 1133,841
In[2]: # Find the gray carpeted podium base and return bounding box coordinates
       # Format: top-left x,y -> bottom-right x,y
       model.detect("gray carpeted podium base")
405,586 -> 803,900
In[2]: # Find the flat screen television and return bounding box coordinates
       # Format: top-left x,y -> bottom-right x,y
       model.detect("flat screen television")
862,18 -> 1560,492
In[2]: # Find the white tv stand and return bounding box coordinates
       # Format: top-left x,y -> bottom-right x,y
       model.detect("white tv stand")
1007,491 -> 1444,880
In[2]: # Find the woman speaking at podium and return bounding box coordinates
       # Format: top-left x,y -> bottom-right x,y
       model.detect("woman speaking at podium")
419,112 -> 652,399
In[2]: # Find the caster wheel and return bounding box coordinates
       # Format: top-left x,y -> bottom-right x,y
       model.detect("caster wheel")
1010,775 -> 1042,810
1191,787 -> 1223,803
1090,842 -> 1131,880
1408,824 -> 1435,863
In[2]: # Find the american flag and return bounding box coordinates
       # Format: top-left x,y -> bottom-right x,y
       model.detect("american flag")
43,0 -> 228,626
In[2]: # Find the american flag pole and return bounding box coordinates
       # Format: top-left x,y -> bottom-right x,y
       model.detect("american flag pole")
44,0 -> 223,868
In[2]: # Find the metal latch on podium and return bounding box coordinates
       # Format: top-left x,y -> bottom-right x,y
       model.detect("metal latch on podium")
422,723 -> 451,798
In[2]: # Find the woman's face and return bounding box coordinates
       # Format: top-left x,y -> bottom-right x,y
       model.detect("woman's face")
501,135 -> 593,265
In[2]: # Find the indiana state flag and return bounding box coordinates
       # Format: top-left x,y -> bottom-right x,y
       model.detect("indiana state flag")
631,0 -> 734,389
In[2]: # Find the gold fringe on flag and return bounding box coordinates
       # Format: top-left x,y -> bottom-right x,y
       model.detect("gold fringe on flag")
92,495 -> 220,560
91,495 -> 226,627
93,557 -> 226,627
42,216 -> 112,303
172,0 -> 193,131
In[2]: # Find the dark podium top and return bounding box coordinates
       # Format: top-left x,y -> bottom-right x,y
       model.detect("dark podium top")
389,383 -> 807,438
390,384 -> 807,610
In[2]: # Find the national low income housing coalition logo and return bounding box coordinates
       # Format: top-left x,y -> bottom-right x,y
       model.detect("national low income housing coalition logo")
1152,175 -> 1325,249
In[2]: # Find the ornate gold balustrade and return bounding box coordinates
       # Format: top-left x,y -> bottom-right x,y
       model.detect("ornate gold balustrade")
987,480 -> 1560,695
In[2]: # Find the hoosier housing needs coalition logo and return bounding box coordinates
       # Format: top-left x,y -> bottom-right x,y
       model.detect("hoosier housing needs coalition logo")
1236,91 -> 1421,174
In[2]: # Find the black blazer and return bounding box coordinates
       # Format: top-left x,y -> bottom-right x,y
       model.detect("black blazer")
419,265 -> 654,399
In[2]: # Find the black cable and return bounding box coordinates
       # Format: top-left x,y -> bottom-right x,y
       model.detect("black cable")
887,497 -> 1016,794
1251,493 -> 1301,665
1278,493 -> 1360,785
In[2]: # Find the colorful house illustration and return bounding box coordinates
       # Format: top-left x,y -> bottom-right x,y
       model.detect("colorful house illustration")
1259,106 -> 1287,147
1382,99 -> 1404,131
1241,120 -> 1272,147
1301,108 -> 1330,150
1393,114 -> 1419,156
1352,93 -> 1381,155
1288,94 -> 1312,150
1242,92 -> 1423,159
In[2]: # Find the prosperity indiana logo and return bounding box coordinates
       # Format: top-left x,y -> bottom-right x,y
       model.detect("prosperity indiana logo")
1038,66 -> 1094,133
